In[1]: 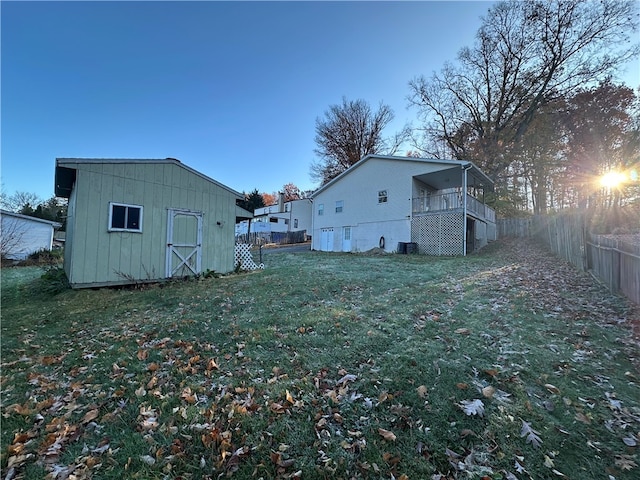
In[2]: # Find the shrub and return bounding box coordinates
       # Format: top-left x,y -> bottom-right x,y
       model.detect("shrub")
21,248 -> 63,266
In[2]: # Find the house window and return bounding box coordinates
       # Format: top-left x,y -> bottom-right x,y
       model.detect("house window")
284,219 -> 289,225
270,217 -> 278,223
318,204 -> 324,216
335,200 -> 344,213
294,219 -> 298,228
378,190 -> 388,203
109,202 -> 142,232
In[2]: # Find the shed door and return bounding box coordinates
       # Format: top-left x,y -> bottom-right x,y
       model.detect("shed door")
320,228 -> 334,251
166,209 -> 203,278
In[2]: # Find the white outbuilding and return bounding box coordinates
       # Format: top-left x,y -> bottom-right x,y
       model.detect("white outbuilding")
0,210 -> 62,260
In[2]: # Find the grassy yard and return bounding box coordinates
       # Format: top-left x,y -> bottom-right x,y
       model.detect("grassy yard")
1,239 -> 639,479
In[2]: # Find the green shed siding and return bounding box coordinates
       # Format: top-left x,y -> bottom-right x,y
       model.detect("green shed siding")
58,159 -> 242,288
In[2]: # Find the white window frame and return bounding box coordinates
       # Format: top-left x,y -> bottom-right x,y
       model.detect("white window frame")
108,202 -> 143,233
335,200 -> 344,213
378,190 -> 388,203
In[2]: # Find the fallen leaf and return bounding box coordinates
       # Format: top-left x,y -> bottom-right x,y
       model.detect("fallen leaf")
575,412 -> 591,424
378,428 -> 397,441
615,454 -> 637,471
520,420 -> 543,447
337,373 -> 357,384
459,399 -> 485,417
482,386 -> 495,398
285,390 -> 294,404
81,409 -> 99,424
382,452 -> 401,464
545,383 -> 560,395
417,385 -> 428,398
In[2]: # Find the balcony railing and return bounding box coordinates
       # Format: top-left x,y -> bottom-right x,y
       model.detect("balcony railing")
412,192 -> 496,223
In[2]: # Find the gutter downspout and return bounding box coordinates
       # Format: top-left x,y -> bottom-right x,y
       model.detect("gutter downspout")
462,164 -> 472,256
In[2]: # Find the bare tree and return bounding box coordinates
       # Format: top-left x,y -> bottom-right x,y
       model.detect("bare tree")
1,191 -> 43,213
408,0 -> 639,183
311,97 -> 411,185
0,214 -> 27,259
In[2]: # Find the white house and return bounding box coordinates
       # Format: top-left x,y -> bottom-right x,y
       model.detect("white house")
0,210 -> 62,260
310,154 -> 496,255
236,197 -> 312,236
253,197 -> 312,233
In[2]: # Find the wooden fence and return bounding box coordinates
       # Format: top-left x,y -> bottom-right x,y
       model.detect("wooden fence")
497,213 -> 639,305
235,230 -> 308,246
587,234 -> 640,305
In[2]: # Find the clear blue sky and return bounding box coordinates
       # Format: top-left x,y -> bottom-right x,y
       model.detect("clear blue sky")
2,1 -> 638,202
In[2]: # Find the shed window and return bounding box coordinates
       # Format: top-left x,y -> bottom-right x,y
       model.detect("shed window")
109,203 -> 143,232
335,200 -> 344,213
378,190 -> 388,203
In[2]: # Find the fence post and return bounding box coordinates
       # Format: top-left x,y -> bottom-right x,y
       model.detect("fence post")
612,245 -> 620,293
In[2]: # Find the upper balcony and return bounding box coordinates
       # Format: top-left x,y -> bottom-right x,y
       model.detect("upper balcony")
412,191 -> 496,223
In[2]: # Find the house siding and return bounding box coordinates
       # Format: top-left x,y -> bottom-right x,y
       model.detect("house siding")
0,213 -> 58,260
61,160 -> 239,287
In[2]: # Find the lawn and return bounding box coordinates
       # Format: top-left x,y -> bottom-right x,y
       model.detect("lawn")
1,238 -> 639,480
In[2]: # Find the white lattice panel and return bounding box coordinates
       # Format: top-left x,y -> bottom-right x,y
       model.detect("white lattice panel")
234,244 -> 264,270
411,213 -> 464,255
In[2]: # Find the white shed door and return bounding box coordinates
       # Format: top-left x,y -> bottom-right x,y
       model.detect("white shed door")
320,228 -> 334,251
166,209 -> 203,278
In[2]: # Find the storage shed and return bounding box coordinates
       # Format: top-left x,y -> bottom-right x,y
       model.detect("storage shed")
55,158 -> 252,288
0,210 -> 61,260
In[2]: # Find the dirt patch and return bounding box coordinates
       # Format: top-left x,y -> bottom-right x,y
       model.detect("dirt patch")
360,247 -> 389,255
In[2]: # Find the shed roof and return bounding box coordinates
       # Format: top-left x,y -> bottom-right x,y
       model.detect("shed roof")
55,158 -> 244,199
311,154 -> 494,197
0,209 -> 62,228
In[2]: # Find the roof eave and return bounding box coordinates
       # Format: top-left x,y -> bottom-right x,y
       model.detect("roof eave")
55,158 -> 244,199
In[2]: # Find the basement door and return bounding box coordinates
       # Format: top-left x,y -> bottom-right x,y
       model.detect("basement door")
166,209 -> 203,278
320,228 -> 334,251
342,226 -> 352,252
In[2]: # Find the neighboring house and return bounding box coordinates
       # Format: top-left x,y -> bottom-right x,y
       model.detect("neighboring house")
55,158 -> 252,288
236,196 -> 312,235
310,154 -> 496,255
0,210 -> 62,260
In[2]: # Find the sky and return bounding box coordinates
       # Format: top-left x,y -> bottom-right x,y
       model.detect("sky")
2,0 -> 639,203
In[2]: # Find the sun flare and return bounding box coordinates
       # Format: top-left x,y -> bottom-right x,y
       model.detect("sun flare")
600,171 -> 626,189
